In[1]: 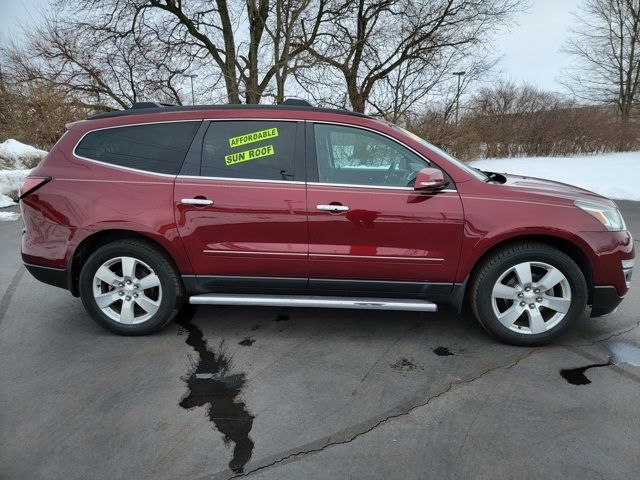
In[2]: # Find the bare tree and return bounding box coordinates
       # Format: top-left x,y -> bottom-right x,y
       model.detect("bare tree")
366,53 -> 496,123
265,0 -> 326,103
295,0 -> 523,113
2,0 -> 524,124
66,0 -> 328,104
564,0 -> 640,120
2,14 -> 193,109
450,81 -> 637,158
0,76 -> 94,149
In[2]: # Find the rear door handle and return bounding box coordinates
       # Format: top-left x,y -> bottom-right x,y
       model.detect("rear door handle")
181,198 -> 214,206
316,204 -> 349,212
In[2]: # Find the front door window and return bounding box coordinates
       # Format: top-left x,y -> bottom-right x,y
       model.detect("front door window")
314,124 -> 428,187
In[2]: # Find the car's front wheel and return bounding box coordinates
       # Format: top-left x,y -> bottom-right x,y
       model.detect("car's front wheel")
470,242 -> 587,346
79,239 -> 183,335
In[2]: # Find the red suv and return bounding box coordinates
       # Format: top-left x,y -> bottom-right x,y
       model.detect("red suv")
19,101 -> 634,345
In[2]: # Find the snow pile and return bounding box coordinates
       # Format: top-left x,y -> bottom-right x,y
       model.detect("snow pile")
0,194 -> 16,208
0,139 -> 47,170
0,211 -> 20,222
0,139 -> 45,208
470,151 -> 640,201
0,169 -> 32,207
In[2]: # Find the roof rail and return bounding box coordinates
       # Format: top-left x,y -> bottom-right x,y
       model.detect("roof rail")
280,98 -> 313,107
130,102 -> 176,109
88,103 -> 369,120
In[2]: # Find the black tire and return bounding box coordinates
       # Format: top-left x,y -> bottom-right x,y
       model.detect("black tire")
79,239 -> 184,335
469,242 -> 587,346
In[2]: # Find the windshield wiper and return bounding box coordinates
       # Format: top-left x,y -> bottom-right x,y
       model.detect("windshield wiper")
472,167 -> 491,180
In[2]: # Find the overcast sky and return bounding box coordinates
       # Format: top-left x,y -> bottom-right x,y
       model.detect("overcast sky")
1,0 -> 583,93
491,0 -> 582,92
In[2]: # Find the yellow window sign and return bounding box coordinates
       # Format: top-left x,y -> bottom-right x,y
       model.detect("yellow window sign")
225,145 -> 275,166
229,128 -> 279,148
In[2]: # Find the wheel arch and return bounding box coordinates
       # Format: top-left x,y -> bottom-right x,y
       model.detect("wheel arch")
69,229 -> 183,297
465,234 -> 594,300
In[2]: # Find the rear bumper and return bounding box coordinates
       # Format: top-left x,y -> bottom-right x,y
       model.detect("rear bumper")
590,285 -> 624,317
24,262 -> 71,292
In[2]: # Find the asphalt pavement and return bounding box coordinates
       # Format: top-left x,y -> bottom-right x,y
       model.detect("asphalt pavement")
1,202 -> 639,480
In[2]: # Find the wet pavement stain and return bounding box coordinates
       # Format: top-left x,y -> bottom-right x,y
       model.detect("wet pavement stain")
433,346 -> 454,356
390,357 -> 424,372
560,361 -> 613,385
239,337 -> 255,347
174,306 -> 255,473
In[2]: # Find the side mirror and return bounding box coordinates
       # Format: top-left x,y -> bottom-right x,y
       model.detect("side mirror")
414,167 -> 447,191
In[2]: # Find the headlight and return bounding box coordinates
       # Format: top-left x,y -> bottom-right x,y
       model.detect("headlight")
575,200 -> 627,231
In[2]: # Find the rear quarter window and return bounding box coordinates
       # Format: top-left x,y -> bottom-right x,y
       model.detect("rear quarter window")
75,121 -> 200,175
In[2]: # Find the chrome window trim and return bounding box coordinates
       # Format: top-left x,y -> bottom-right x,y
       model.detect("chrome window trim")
69,156 -> 179,178
306,119 -> 458,192
55,178 -> 172,185
202,117 -> 300,123
176,176 -> 454,191
177,175 -> 305,185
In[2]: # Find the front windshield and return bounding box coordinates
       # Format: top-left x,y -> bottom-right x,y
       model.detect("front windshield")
389,124 -> 488,181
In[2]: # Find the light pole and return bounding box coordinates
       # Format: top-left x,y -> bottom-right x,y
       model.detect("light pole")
187,74 -> 198,105
452,71 -> 465,126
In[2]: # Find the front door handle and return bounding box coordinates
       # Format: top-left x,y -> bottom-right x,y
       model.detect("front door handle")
317,204 -> 349,213
181,198 -> 214,206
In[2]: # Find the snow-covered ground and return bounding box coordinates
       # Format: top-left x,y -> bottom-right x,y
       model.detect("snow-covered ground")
470,151 -> 640,201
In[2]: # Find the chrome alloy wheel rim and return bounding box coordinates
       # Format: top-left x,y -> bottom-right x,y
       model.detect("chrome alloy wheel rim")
491,261 -> 572,335
92,256 -> 162,325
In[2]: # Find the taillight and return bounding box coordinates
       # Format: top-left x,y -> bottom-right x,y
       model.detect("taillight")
19,176 -> 51,199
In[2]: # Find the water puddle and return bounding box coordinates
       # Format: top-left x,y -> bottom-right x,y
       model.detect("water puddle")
175,306 -> 254,473
560,361 -> 612,385
433,346 -> 454,356
560,342 -> 640,386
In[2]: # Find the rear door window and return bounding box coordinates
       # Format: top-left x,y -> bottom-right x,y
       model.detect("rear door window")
75,121 -> 200,175
201,121 -> 297,181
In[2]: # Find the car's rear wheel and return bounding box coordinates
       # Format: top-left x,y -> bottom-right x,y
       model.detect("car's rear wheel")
79,239 -> 183,335
470,242 -> 587,346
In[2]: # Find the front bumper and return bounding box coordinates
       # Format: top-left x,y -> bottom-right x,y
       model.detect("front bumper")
590,285 -> 624,317
576,230 -> 634,296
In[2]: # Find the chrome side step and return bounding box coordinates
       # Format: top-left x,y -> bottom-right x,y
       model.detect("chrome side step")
189,294 -> 437,312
